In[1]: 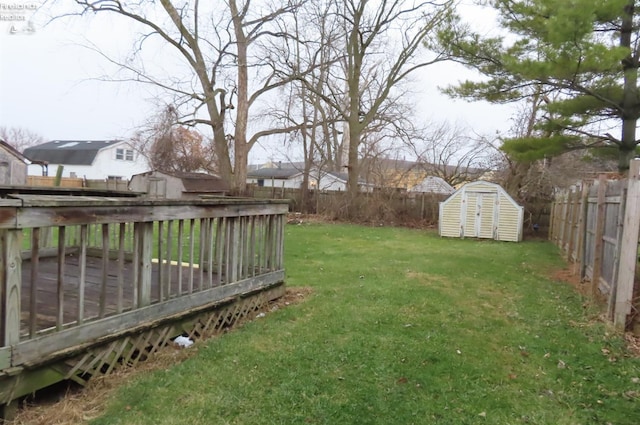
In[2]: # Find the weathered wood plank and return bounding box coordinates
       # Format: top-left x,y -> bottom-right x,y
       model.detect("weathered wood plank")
188,219 -> 195,294
176,220 -> 184,296
578,182 -> 591,280
137,222 -> 152,307
567,188 -> 580,261
29,228 -> 39,338
56,227 -> 66,331
100,224 -> 109,318
230,218 -> 239,283
158,221 -> 165,302
608,183 -> 628,320
1,229 -> 22,347
206,218 -> 214,289
216,217 -> 224,286
117,223 -> 126,314
12,271 -> 285,367
591,176 -> 607,296
615,160 -> 640,328
0,347 -> 10,370
198,218 -> 206,290
78,225 -> 87,325
12,203 -> 288,229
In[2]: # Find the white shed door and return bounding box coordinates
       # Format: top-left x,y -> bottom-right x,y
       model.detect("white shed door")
466,192 -> 496,239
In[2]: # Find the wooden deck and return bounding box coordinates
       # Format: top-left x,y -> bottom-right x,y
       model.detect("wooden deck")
1,195 -> 288,417
20,255 -> 222,337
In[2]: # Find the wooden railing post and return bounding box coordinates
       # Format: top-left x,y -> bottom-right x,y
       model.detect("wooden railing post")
136,222 -> 153,307
1,229 -> 23,347
614,159 -> 640,329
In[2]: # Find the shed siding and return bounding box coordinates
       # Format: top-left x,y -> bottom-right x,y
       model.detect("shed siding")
439,194 -> 462,237
439,181 -> 523,242
463,193 -> 477,238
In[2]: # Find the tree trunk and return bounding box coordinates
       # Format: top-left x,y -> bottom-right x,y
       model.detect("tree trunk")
618,0 -> 637,174
230,0 -> 249,193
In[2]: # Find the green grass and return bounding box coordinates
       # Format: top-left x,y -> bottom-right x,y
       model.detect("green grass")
91,223 -> 640,425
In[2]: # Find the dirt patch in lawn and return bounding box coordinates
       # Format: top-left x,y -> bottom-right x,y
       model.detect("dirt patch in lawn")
550,267 -> 640,356
8,287 -> 312,425
550,267 -> 591,296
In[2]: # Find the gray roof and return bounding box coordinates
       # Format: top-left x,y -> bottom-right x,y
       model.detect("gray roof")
23,140 -> 122,165
410,176 -> 455,194
247,167 -> 302,179
131,170 -> 230,193
176,172 -> 229,193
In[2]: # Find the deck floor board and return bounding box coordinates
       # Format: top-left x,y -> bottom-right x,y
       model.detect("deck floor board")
20,255 -> 221,337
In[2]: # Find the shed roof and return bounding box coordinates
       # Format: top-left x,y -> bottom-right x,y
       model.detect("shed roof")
131,170 -> 229,193
23,140 -> 124,165
0,140 -> 30,163
177,172 -> 230,192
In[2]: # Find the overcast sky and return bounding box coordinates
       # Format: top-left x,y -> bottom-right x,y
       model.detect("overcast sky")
0,1 -> 515,163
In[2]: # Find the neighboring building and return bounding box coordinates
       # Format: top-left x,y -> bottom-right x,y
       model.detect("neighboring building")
439,181 -> 524,242
360,157 -> 485,190
0,139 -> 29,185
129,170 -> 230,199
247,165 -> 360,191
409,176 -> 455,195
23,140 -> 149,180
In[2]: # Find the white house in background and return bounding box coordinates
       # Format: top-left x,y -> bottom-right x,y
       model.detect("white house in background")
247,166 -> 352,191
23,140 -> 149,180
409,176 -> 455,195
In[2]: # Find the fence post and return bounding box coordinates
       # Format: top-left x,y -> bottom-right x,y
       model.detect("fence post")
578,181 -> 591,280
567,187 -> 581,261
591,175 -> 608,296
614,159 -> 640,329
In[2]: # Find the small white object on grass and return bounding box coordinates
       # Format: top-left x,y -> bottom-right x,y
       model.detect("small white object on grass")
174,336 -> 194,348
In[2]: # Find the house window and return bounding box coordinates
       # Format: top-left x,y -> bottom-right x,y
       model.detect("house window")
107,176 -> 123,181
257,179 -> 264,187
116,148 -> 134,161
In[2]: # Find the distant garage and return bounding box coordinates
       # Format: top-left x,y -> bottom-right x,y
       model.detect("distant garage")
439,181 -> 524,242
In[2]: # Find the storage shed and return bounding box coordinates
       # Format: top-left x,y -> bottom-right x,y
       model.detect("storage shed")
439,180 -> 524,242
129,170 -> 229,199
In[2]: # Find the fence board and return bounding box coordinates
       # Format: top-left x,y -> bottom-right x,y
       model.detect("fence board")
550,167 -> 638,330
615,160 -> 640,328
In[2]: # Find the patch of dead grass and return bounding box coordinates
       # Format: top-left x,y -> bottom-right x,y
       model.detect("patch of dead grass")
8,287 -> 312,425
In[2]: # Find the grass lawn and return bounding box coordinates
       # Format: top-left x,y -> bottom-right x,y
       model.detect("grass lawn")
86,223 -> 640,425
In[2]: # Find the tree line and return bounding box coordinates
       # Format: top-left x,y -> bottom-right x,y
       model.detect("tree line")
7,1 -> 638,210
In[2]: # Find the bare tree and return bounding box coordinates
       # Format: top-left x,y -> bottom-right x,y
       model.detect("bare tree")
405,122 -> 494,187
0,127 -> 45,152
67,0 -> 305,192
131,106 -> 215,174
293,0 -> 456,202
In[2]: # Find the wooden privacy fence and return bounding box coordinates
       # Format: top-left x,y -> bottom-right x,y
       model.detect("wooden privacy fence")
0,195 -> 288,412
26,176 -> 129,191
549,160 -> 640,329
249,185 -> 447,223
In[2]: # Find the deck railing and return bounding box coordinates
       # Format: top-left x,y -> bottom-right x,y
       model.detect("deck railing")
0,195 -> 287,370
